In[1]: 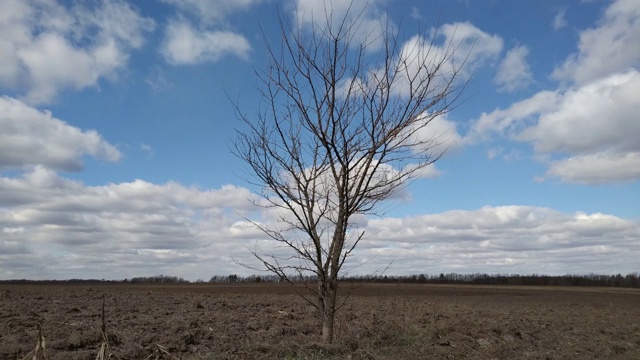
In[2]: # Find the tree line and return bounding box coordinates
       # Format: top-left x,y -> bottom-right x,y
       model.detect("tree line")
3,272 -> 637,288
205,272 -> 640,288
342,272 -> 640,288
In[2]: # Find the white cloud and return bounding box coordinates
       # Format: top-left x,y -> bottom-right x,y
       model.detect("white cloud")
553,9 -> 567,31
486,147 -> 521,162
159,0 -> 258,66
293,0 -> 391,51
0,96 -> 121,171
358,206 -> 640,275
2,170 -> 637,279
0,0 -> 155,104
467,70 -> 640,184
518,71 -> 639,184
161,20 -> 251,65
410,6 -> 422,21
161,0 -> 264,25
382,22 -> 502,99
438,22 -> 503,74
406,164 -> 441,179
140,144 -> 155,157
0,167 -> 262,280
466,0 -> 639,185
552,0 -> 640,85
145,67 -> 174,92
2,226 -> 24,234
494,45 -> 534,92
487,147 -> 502,160
545,152 -> 640,184
410,113 -> 463,155
517,71 -> 639,155
465,90 -> 561,143
293,4 -> 501,88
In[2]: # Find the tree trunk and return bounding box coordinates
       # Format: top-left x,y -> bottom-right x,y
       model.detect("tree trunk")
321,305 -> 335,343
321,280 -> 338,343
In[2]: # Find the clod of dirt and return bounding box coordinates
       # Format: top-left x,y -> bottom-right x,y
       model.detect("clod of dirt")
52,350 -> 96,360
437,339 -> 452,346
63,330 -> 101,351
476,338 -> 492,347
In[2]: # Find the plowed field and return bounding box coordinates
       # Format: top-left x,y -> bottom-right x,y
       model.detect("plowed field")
1,283 -> 639,359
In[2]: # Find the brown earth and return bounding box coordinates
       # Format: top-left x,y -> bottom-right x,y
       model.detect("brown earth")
1,283 -> 639,359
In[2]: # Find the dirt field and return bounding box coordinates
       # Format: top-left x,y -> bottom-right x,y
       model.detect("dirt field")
1,283 -> 638,359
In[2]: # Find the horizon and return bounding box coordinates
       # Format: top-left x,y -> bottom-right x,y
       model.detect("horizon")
3,271 -> 639,283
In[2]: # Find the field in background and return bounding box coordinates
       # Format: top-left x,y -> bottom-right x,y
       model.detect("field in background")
1,283 -> 639,359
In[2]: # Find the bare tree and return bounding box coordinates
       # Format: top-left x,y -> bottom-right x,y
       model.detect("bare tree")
233,5 -> 468,343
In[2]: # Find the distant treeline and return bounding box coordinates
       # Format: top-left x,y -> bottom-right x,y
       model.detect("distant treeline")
344,273 -> 640,288
206,272 -> 640,288
2,272 -> 639,288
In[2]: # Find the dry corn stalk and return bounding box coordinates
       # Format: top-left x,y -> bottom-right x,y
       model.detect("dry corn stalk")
95,296 -> 111,360
143,344 -> 176,360
21,324 -> 46,360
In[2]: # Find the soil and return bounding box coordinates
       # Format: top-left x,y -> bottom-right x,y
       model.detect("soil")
1,283 -> 639,359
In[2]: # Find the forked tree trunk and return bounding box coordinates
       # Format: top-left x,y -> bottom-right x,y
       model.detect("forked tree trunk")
320,211 -> 345,343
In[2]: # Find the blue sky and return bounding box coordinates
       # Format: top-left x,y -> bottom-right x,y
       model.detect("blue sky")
1,0 -> 639,280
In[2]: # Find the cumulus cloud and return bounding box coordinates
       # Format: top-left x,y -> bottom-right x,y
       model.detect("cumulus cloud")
0,96 -> 121,172
553,9 -> 567,31
486,147 -> 520,162
160,0 -> 258,65
552,0 -> 640,85
359,21 -> 502,100
0,0 -> 155,104
293,0 -> 391,51
357,206 -> 640,275
467,70 -> 639,184
494,45 -> 534,92
519,71 -> 640,183
297,5 -> 499,66
0,167 -> 262,280
466,0 -> 640,184
517,71 -> 639,155
410,6 -> 422,21
293,2 -> 501,79
545,152 -> 640,184
2,170 -> 637,279
145,67 -> 173,92
487,147 -> 502,160
161,20 -> 251,65
438,22 -> 503,74
336,21 -> 502,110
408,113 -> 463,156
465,90 -> 561,143
161,0 -> 264,25
393,22 -> 502,88
140,143 -> 155,157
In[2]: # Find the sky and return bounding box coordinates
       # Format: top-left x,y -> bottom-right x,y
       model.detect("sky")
1,0 -> 639,281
